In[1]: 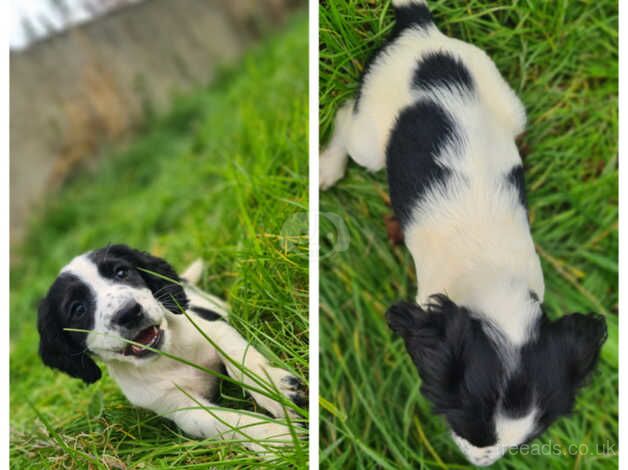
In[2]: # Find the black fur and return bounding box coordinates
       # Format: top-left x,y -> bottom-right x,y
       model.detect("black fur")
387,296 -> 502,447
387,297 -> 607,448
37,273 -> 102,384
354,1 -> 433,113
507,164 -> 527,208
412,52 -> 474,93
386,100 -> 459,227
393,3 -> 433,36
191,306 -> 223,322
89,244 -> 188,314
510,312 -> 607,431
385,52 -> 473,227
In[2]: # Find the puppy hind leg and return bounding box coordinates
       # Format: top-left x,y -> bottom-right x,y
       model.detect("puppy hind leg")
464,44 -> 527,136
320,100 -> 355,190
169,395 -> 296,453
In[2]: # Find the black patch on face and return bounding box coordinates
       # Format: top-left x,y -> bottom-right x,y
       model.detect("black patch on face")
191,306 -> 223,322
88,252 -> 145,288
353,1 -> 433,113
507,164 -> 527,208
37,273 -> 102,384
386,100 -> 458,228
412,52 -> 474,93
501,368 -> 534,418
88,244 -> 188,314
386,295 -> 502,447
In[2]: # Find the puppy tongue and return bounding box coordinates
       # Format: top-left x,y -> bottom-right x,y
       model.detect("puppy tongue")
133,326 -> 158,345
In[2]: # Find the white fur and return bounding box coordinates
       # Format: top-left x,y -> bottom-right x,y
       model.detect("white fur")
64,254 -> 302,454
320,3 -> 542,345
452,408 -> 538,466
393,0 -> 428,7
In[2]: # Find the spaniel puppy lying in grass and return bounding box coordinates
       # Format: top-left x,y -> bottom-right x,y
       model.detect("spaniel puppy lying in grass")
37,244 -> 305,455
321,0 -> 606,465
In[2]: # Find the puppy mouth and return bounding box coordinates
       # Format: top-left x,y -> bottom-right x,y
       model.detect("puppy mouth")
124,326 -> 163,357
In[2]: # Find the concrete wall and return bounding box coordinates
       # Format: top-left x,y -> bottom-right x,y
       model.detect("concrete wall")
10,0 -> 301,241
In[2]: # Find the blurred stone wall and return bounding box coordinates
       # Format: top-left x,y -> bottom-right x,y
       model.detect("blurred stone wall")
10,0 -> 302,242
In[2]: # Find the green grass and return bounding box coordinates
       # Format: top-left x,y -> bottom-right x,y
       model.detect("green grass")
10,13 -> 308,469
319,1 -> 617,469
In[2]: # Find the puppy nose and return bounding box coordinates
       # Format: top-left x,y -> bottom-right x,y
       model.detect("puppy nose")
112,301 -> 143,328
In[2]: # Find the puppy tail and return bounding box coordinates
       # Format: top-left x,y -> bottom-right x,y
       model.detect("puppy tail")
181,258 -> 204,285
391,0 -> 433,31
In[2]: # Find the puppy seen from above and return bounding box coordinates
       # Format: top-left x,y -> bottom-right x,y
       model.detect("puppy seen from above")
320,0 -> 607,466
37,244 -> 306,455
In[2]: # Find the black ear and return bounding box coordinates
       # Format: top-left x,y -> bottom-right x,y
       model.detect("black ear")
386,300 -> 430,338
542,312 -> 607,388
386,297 -> 469,400
37,297 -> 101,384
386,296 -> 503,447
105,244 -> 188,314
390,296 -> 493,388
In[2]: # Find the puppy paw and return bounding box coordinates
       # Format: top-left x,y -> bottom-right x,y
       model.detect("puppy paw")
319,150 -> 346,190
279,374 -> 308,409
254,367 -> 307,420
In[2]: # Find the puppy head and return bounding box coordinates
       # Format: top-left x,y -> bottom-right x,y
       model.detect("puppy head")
387,296 -> 606,466
37,244 -> 188,382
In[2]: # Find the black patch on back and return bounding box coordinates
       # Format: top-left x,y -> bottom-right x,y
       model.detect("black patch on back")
191,306 -> 223,322
507,164 -> 527,208
386,100 -> 458,227
412,52 -> 474,93
354,2 -> 433,113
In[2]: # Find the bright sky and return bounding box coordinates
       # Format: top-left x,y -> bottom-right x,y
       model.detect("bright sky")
10,0 -> 95,49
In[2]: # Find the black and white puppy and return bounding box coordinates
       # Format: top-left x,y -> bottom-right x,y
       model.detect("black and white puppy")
321,0 -> 606,466
37,244 -> 305,453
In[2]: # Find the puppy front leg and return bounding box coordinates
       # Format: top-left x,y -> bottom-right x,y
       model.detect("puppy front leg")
205,321 -> 306,420
167,395 -> 295,453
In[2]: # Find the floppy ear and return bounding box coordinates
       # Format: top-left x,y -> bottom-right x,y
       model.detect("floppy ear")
106,244 -> 188,314
386,296 -> 503,446
541,312 -> 607,388
386,300 -> 426,337
385,296 -> 473,401
37,297 -> 101,384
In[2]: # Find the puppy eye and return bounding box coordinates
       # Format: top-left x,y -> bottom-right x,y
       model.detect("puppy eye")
114,266 -> 129,280
70,301 -> 86,318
